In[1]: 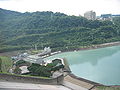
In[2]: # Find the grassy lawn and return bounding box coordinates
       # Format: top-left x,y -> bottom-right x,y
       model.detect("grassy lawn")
0,72 -> 51,79
21,75 -> 51,79
96,86 -> 120,90
0,56 -> 13,73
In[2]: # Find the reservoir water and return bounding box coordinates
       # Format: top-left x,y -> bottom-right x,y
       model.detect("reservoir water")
45,45 -> 120,85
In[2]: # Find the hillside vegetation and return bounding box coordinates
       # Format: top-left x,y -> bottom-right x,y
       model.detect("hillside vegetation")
96,86 -> 120,90
0,8 -> 120,52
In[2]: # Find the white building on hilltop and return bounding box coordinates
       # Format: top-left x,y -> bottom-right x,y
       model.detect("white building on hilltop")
84,11 -> 96,20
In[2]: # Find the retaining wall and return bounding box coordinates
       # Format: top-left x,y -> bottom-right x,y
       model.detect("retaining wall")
0,73 -> 64,85
69,73 -> 102,86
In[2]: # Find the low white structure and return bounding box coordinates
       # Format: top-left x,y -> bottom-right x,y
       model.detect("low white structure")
38,47 -> 51,56
23,55 -> 44,64
19,66 -> 29,74
11,53 -> 29,61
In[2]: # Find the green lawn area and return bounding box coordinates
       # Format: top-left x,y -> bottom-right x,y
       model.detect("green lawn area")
96,86 -> 120,90
0,56 -> 13,73
22,75 -> 51,79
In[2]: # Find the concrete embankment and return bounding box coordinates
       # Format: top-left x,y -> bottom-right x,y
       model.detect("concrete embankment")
62,58 -> 71,73
0,73 -> 64,85
62,58 -> 104,90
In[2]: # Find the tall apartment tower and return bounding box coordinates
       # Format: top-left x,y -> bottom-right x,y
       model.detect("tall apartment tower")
84,11 -> 96,20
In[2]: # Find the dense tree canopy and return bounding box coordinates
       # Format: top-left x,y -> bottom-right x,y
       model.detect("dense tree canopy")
27,63 -> 52,77
0,8 -> 120,52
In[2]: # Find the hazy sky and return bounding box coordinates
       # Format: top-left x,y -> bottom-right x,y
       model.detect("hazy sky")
0,0 -> 120,16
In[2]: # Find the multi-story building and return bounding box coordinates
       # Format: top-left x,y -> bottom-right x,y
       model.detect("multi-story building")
98,14 -> 120,21
112,14 -> 120,17
100,14 -> 112,21
84,11 -> 96,20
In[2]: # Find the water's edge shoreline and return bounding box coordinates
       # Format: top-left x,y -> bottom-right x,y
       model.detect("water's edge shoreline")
43,41 -> 120,59
61,41 -> 120,89
63,58 -> 105,89
1,41 -> 120,57
61,41 -> 120,53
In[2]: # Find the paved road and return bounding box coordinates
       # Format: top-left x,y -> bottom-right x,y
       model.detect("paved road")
0,81 -> 71,90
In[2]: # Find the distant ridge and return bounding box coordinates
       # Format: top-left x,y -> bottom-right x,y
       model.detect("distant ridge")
0,8 -> 120,52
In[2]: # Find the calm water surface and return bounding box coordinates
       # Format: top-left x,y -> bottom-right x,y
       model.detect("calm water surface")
45,45 -> 120,85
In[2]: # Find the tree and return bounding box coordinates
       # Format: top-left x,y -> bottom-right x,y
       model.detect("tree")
27,63 -> 52,77
13,66 -> 21,74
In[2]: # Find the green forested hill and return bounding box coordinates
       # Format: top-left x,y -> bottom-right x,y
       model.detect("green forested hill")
0,8 -> 120,52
